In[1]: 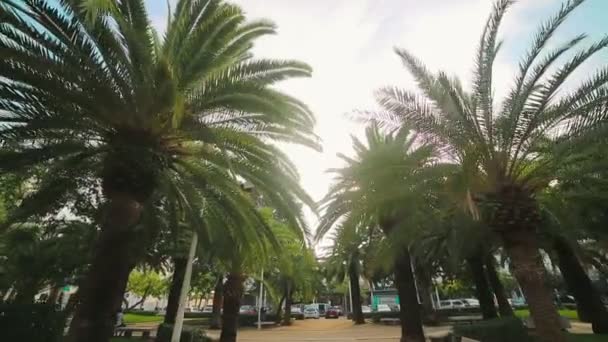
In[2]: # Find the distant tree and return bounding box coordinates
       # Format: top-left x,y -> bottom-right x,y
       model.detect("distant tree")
124,269 -> 167,310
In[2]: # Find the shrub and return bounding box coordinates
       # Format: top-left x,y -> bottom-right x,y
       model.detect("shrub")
453,317 -> 530,342
0,304 -> 66,342
156,323 -> 212,342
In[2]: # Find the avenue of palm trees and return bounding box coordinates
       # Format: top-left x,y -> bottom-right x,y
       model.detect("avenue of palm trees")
0,1 -> 607,342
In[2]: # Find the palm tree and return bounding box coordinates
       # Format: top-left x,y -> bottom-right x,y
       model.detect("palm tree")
323,223 -> 367,324
366,1 -> 608,340
0,1 -> 317,341
317,125 -> 448,342
540,146 -> 608,333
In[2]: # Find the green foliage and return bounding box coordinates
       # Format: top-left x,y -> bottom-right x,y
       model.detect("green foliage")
437,279 -> 473,299
125,269 -> 167,309
0,221 -> 95,302
0,304 -> 66,342
0,0 -> 317,256
454,317 -> 530,342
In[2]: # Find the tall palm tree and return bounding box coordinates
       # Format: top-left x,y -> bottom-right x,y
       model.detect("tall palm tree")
317,125 -> 448,342
0,1 -> 317,341
366,1 -> 608,340
323,223 -> 367,325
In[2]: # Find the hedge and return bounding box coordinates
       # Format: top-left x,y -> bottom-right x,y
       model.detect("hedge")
453,317 -> 530,342
156,323 -> 212,342
0,304 -> 66,342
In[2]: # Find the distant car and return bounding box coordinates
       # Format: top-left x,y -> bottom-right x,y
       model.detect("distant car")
361,305 -> 372,314
325,306 -> 340,319
439,300 -> 466,309
303,307 -> 320,319
202,306 -> 213,313
239,305 -> 257,315
291,306 -> 305,320
462,298 -> 480,308
376,304 -> 392,313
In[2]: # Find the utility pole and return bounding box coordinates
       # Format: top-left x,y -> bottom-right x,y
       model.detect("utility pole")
171,233 -> 198,342
257,269 -> 264,330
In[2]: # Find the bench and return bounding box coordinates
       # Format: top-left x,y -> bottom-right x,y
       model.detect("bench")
113,327 -> 154,338
379,318 -> 400,325
446,315 -> 483,325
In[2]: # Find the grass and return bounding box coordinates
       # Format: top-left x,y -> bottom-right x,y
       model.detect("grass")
123,312 -> 164,324
514,309 -> 579,321
567,334 -> 608,342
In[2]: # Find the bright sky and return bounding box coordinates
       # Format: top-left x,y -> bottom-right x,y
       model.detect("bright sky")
145,0 -> 608,239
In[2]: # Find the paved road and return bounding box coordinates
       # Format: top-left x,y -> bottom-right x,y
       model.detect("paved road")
206,318 -> 451,341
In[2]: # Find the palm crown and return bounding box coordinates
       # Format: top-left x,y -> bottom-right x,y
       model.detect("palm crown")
0,0 -> 317,230
371,0 -> 608,220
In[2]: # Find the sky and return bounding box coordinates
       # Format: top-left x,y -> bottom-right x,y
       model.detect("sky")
144,0 -> 608,242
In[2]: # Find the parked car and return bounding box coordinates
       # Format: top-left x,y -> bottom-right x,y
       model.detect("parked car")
325,306 -> 341,319
202,306 -> 213,313
376,304 -> 392,312
462,298 -> 480,308
509,297 -> 526,308
439,299 -> 466,309
361,305 -> 372,314
291,306 -> 305,320
303,307 -> 320,319
239,305 -> 257,315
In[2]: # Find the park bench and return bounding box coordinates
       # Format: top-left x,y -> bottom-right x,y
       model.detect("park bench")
379,317 -> 400,325
446,315 -> 483,325
113,326 -> 154,338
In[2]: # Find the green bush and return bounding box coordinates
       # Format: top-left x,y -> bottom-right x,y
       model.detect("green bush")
156,323 -> 212,342
454,317 -> 530,342
0,304 -> 66,342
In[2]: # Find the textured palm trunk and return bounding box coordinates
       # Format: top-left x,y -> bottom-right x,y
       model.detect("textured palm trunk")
394,250 -> 425,342
220,272 -> 245,342
67,193 -> 144,342
467,252 -> 498,320
484,254 -> 513,317
275,294 -> 286,324
349,263 -> 365,324
210,276 -> 224,330
414,264 -> 435,317
47,285 -> 60,305
554,236 -> 608,333
164,257 -> 188,325
502,229 -> 566,342
283,281 -> 293,326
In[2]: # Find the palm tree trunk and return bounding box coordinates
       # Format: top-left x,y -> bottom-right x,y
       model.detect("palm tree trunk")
394,250 -> 425,342
220,272 -> 245,342
484,254 -> 514,317
413,264 -> 435,317
467,252 -> 498,320
349,262 -> 365,324
67,193 -> 144,342
47,285 -> 60,305
502,229 -> 566,342
553,236 -> 608,334
210,276 -> 224,330
164,257 -> 188,325
275,294 -> 286,324
283,281 -> 293,326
